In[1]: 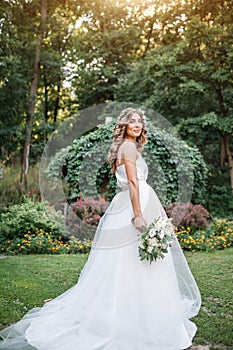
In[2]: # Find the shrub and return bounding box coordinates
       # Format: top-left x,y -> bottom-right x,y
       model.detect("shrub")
1,218 -> 232,255
0,197 -> 68,242
165,202 -> 211,230
0,231 -> 92,255
66,236 -> 92,254
205,165 -> 233,220
71,196 -> 108,226
0,230 -> 68,255
60,196 -> 108,241
176,219 -> 233,252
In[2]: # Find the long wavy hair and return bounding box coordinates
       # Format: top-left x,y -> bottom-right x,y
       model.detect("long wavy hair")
108,108 -> 148,173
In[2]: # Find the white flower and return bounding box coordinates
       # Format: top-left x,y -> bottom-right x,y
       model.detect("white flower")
148,228 -> 157,238
147,246 -> 154,253
149,237 -> 159,248
159,229 -> 165,239
138,239 -> 144,249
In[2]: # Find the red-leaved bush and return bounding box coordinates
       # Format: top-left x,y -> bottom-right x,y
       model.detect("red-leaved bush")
71,196 -> 108,226
164,202 -> 211,230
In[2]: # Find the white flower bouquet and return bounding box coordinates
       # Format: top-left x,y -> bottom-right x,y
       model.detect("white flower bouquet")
138,216 -> 175,264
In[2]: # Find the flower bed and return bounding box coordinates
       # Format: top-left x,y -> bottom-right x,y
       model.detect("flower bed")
0,230 -> 92,255
1,220 -> 232,255
176,219 -> 233,252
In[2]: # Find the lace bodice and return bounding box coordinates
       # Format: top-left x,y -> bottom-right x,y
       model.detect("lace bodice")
115,155 -> 148,190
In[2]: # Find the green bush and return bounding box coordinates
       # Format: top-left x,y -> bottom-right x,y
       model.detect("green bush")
2,219 -> 232,255
47,121 -> 208,205
205,165 -> 233,219
0,197 -> 68,242
0,231 -> 92,255
0,230 -> 67,255
176,219 -> 233,252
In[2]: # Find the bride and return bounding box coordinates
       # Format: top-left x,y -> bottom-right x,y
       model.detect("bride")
0,108 -> 201,350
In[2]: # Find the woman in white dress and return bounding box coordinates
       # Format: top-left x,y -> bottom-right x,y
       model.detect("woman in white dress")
0,108 -> 201,350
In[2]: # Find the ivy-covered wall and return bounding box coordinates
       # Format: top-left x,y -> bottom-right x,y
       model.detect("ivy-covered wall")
47,121 -> 208,206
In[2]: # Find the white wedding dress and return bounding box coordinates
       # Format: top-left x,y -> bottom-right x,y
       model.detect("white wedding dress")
0,155 -> 201,350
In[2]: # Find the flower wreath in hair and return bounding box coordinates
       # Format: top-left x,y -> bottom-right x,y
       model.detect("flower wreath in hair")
116,107 -> 147,125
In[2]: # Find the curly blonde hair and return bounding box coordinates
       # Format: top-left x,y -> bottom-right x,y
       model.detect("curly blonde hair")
108,108 -> 148,173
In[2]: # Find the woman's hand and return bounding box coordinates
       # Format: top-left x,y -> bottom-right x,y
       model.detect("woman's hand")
132,215 -> 147,233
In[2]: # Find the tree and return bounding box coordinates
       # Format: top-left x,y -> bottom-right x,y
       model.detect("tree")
0,0 -> 83,171
115,0 -> 233,198
20,0 -> 48,189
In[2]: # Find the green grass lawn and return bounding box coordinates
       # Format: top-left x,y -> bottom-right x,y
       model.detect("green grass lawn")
0,249 -> 232,348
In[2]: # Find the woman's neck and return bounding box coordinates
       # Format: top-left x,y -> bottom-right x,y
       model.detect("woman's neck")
124,136 -> 136,143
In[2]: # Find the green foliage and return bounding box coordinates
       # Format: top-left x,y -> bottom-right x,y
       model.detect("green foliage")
0,232 -> 92,255
0,0 -> 85,164
205,166 -> 233,220
47,121 -> 208,205
2,218 -> 232,255
0,164 -> 41,212
176,219 -> 233,252
145,128 -> 208,205
0,197 -> 68,242
1,0 -> 232,218
66,237 -> 92,254
1,231 -> 67,255
114,1 -> 233,218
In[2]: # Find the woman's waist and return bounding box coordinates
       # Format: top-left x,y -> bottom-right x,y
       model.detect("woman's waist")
117,179 -> 148,191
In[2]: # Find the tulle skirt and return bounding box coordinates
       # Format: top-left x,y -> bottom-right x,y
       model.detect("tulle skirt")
0,181 -> 200,350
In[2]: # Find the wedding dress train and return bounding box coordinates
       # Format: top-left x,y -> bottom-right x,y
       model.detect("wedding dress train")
0,156 -> 201,350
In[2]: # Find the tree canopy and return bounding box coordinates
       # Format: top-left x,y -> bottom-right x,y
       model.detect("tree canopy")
0,0 -> 232,216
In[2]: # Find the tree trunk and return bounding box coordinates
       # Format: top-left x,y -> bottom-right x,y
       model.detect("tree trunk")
143,19 -> 154,57
54,82 -> 61,123
223,133 -> 233,195
20,0 -> 48,190
215,84 -> 232,193
43,73 -> 49,142
220,134 -> 225,167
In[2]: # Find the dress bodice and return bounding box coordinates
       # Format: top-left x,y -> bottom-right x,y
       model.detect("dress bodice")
115,155 -> 148,190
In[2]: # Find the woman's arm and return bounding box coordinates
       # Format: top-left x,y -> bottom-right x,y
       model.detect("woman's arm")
122,143 -> 147,232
